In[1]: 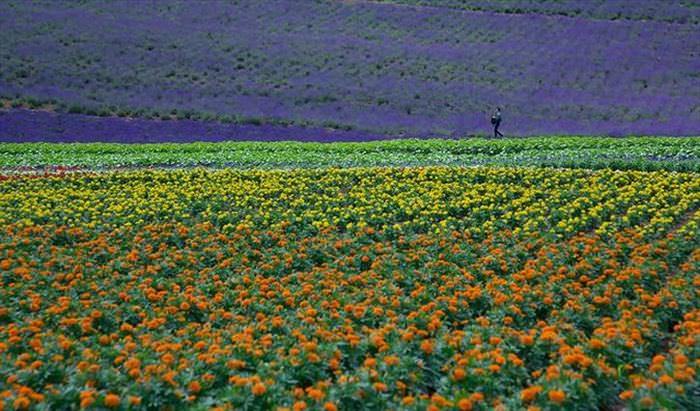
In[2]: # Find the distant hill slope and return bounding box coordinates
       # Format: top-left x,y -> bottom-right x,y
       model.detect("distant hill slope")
1,0 -> 698,139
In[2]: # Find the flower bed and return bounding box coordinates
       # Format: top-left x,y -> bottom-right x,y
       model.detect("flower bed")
0,166 -> 697,409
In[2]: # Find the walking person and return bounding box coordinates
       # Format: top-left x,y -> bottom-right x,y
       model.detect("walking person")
491,107 -> 503,138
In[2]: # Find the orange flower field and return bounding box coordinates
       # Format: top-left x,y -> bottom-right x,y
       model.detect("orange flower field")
0,167 -> 698,410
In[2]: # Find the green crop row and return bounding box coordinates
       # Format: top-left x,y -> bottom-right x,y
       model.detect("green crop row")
0,137 -> 698,172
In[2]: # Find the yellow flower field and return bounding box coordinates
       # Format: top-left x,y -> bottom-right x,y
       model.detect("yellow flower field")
0,166 -> 698,410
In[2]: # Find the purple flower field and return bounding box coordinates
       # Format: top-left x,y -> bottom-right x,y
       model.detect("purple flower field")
1,0 -> 698,141
0,109 -> 389,143
377,0 -> 699,23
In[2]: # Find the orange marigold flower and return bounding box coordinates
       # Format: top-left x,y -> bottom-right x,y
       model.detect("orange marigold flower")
548,390 -> 566,404
453,367 -> 466,381
13,396 -> 31,410
161,353 -> 174,364
420,339 -> 434,355
618,390 -> 634,400
674,354 -> 688,365
163,371 -> 178,386
402,396 -> 415,405
251,383 -> 267,396
80,396 -> 95,409
651,354 -> 665,364
323,402 -> 338,411
674,369 -> 690,382
384,355 -> 400,366
307,388 -> 324,401
520,335 -> 534,345
540,330 -> 557,341
373,382 -> 388,392
589,338 -> 605,349
401,395 -> 416,405
227,359 -> 246,369
293,401 -> 307,411
104,394 -> 120,408
457,398 -> 473,411
469,392 -> 484,402
188,381 -> 202,393
659,374 -> 673,385
680,336 -> 694,346
520,385 -> 542,402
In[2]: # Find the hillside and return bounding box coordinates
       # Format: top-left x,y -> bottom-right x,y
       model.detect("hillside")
1,0 -> 698,141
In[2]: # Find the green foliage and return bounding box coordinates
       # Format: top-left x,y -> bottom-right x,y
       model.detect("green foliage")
0,137 -> 698,171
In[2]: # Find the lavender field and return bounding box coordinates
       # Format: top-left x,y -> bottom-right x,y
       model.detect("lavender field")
377,0 -> 699,23
1,0 -> 698,141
